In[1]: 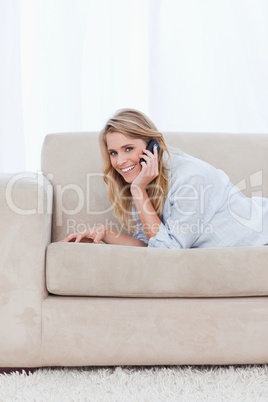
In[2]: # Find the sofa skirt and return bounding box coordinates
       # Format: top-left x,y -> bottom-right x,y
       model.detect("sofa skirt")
41,295 -> 268,366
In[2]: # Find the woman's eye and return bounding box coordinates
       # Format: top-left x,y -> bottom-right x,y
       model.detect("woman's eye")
109,147 -> 133,156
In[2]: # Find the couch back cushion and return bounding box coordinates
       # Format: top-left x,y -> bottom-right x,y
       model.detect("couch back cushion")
41,132 -> 268,242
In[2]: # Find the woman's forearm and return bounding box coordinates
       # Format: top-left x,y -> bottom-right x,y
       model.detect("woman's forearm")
103,226 -> 148,247
131,186 -> 161,241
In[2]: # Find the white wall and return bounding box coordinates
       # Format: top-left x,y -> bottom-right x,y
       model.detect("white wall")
0,0 -> 267,173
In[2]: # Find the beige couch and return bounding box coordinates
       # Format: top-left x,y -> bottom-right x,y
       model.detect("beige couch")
1,131 -> 268,369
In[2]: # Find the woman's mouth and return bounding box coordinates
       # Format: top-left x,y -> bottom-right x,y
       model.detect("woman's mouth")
121,165 -> 136,175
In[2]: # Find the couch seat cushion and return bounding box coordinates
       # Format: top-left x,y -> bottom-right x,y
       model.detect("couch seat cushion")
46,243 -> 268,297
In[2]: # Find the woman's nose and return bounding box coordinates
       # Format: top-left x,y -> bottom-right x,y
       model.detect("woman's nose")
117,153 -> 127,166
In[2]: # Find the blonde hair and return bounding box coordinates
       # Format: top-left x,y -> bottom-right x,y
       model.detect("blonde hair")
99,108 -> 170,232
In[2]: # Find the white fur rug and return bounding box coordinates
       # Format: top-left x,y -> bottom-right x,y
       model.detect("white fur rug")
1,365 -> 268,401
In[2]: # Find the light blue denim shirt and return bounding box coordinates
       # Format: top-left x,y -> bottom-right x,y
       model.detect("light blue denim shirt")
132,148 -> 268,248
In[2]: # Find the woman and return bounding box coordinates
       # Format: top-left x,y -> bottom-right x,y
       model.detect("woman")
61,108 -> 268,248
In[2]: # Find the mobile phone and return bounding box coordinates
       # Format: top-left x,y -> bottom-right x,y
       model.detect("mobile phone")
139,140 -> 160,164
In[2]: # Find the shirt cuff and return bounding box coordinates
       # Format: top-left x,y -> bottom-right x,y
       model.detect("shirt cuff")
148,222 -> 181,248
132,233 -> 149,245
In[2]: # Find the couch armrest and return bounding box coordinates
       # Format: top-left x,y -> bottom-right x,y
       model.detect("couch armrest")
0,173 -> 52,367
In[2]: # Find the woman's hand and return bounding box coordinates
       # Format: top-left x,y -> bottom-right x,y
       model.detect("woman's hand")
131,145 -> 159,193
59,225 -> 107,244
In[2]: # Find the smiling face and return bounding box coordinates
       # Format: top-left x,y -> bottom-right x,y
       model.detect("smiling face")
106,131 -> 147,183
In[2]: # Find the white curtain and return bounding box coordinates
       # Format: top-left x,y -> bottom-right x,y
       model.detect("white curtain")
1,0 -> 268,173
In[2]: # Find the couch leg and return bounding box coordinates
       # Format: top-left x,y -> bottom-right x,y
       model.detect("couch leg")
0,367 -> 37,375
